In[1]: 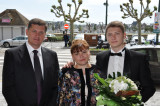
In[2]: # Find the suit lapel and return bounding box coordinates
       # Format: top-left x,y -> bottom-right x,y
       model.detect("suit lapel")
123,48 -> 132,78
41,47 -> 47,81
18,43 -> 37,86
100,50 -> 110,78
19,43 -> 35,72
106,50 -> 111,76
41,47 -> 49,94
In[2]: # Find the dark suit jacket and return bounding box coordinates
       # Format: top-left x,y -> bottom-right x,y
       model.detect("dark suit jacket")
96,48 -> 155,102
2,43 -> 59,106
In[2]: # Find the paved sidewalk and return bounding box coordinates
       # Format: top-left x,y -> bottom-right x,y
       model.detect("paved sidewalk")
0,82 -> 7,106
144,91 -> 160,106
0,47 -> 160,106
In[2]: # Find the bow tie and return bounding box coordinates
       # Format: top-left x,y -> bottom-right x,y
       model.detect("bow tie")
110,52 -> 122,56
109,47 -> 126,56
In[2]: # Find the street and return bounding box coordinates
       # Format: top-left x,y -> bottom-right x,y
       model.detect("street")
0,41 -> 159,106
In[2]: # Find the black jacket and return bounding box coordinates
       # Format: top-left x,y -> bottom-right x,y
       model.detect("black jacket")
2,43 -> 59,106
96,48 -> 156,102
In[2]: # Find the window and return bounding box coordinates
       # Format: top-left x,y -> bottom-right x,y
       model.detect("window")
134,49 -> 146,54
157,50 -> 160,63
147,49 -> 157,62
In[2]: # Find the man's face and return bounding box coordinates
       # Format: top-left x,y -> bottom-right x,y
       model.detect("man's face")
106,27 -> 126,50
26,24 -> 46,49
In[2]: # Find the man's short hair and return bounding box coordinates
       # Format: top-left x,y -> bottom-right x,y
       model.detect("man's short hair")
106,21 -> 125,34
27,18 -> 47,32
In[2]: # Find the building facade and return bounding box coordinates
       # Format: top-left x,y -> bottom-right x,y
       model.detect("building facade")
0,9 -> 29,40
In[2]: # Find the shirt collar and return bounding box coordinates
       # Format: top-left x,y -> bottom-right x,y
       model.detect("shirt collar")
111,47 -> 125,53
110,47 -> 125,57
26,41 -> 42,56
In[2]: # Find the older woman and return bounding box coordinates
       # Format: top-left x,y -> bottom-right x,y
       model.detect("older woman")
58,39 -> 100,106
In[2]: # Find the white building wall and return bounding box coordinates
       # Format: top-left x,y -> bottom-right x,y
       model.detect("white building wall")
3,27 -> 12,39
0,26 -> 27,40
0,28 -> 2,40
13,27 -> 21,37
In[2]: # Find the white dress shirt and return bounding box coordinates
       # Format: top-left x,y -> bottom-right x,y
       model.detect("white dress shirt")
84,74 -> 88,101
107,48 -> 125,78
26,42 -> 44,78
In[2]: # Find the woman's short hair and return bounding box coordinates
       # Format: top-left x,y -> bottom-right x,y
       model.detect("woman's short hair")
71,39 -> 89,54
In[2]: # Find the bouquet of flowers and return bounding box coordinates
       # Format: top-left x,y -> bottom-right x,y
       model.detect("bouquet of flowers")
94,72 -> 143,106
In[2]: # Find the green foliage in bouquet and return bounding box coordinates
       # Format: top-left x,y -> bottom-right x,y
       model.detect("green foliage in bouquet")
94,72 -> 143,106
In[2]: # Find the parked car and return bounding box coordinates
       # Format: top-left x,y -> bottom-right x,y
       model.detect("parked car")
128,45 -> 160,84
147,34 -> 160,44
125,36 -> 129,44
98,34 -> 105,41
0,36 -> 28,48
130,35 -> 146,46
44,34 -> 56,42
96,40 -> 110,49
96,34 -> 110,49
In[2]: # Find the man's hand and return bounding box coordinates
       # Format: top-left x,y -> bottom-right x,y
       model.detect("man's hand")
62,61 -> 74,68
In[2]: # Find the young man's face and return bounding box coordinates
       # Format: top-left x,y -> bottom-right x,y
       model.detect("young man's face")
26,24 -> 46,49
106,27 -> 126,50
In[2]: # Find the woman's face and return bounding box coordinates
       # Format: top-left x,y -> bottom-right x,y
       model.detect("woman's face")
72,49 -> 90,66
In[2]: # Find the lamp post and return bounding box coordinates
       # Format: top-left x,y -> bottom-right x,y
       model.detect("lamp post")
156,0 -> 160,45
104,0 -> 108,26
104,0 -> 108,41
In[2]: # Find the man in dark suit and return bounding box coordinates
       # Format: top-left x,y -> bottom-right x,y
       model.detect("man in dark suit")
2,18 -> 59,106
96,21 -> 155,102
63,31 -> 69,47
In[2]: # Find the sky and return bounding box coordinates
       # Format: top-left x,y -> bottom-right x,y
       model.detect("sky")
0,0 -> 159,25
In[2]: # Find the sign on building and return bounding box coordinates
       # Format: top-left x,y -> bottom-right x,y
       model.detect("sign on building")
153,12 -> 160,33
2,18 -> 11,23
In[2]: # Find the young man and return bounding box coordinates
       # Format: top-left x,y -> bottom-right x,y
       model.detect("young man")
2,18 -> 59,106
96,21 -> 155,102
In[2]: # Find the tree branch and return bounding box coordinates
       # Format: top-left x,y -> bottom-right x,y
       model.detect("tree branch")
73,3 -> 81,21
59,2 -> 66,22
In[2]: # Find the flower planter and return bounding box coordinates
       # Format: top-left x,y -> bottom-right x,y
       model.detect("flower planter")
90,50 -> 102,55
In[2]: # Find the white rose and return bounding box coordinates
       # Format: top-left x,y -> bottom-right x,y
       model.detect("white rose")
109,80 -> 128,94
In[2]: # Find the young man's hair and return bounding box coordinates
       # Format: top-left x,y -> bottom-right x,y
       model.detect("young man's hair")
106,21 -> 125,34
27,18 -> 47,32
